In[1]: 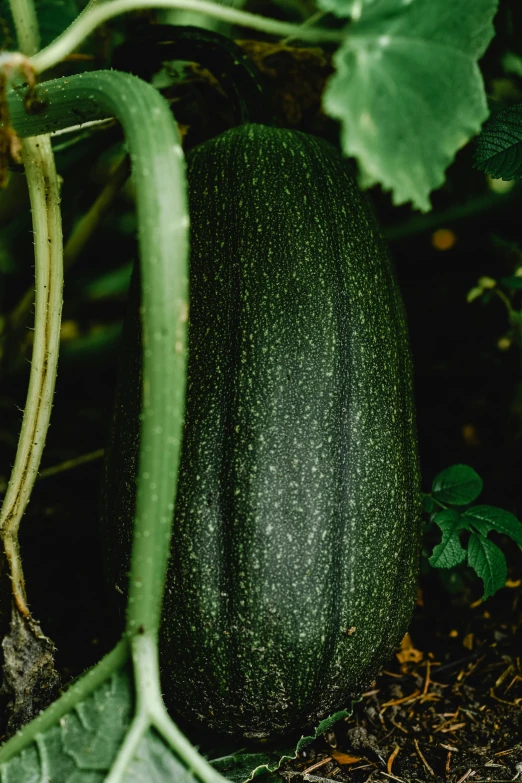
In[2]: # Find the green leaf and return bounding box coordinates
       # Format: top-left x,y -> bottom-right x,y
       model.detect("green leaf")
467,532 -> 507,599
462,505 -> 522,547
211,709 -> 352,783
500,275 -> 522,290
212,750 -> 292,783
323,0 -> 498,211
429,509 -> 468,568
0,667 -> 133,780
124,730 -> 197,782
0,651 -> 221,781
432,464 -> 483,505
474,104 -> 522,180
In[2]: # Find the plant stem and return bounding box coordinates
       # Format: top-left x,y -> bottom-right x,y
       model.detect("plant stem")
281,10 -> 326,44
37,448 -> 105,480
7,0 -> 40,55
10,64 -> 188,637
1,1 -> 64,620
105,712 -> 149,783
120,633 -> 222,782
0,139 -> 63,619
31,0 -> 345,74
12,57 -> 188,697
425,494 -> 449,512
0,448 -> 106,494
7,76 -> 188,632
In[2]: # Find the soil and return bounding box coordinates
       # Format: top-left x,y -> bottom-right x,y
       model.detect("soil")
280,575 -> 522,783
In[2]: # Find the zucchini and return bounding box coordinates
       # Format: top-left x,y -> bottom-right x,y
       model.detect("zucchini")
102,123 -> 421,739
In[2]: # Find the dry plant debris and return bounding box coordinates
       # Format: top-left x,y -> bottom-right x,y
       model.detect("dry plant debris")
280,580 -> 522,783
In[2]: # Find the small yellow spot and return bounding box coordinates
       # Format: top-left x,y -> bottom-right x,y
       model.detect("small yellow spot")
60,320 -> 80,341
462,632 -> 474,650
462,423 -> 480,447
431,228 -> 456,251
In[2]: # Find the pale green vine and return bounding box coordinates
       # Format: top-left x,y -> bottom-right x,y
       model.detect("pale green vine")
0,1 -> 64,623
7,0 -> 40,54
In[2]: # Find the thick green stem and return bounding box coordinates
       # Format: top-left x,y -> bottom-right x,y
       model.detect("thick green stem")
2,69 -> 201,778
9,73 -> 188,635
11,70 -> 189,635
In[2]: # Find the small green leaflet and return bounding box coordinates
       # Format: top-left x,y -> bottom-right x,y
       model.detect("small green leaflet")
323,0 -> 498,211
462,505 -> 522,547
429,510 -> 468,568
474,103 -> 522,180
432,464 -> 483,505
426,475 -> 522,599
467,532 -> 507,600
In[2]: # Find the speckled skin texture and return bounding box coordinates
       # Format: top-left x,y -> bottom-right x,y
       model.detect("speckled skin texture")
102,125 -> 421,739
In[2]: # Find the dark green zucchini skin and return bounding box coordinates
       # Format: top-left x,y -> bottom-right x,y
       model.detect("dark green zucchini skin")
102,124 -> 421,739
